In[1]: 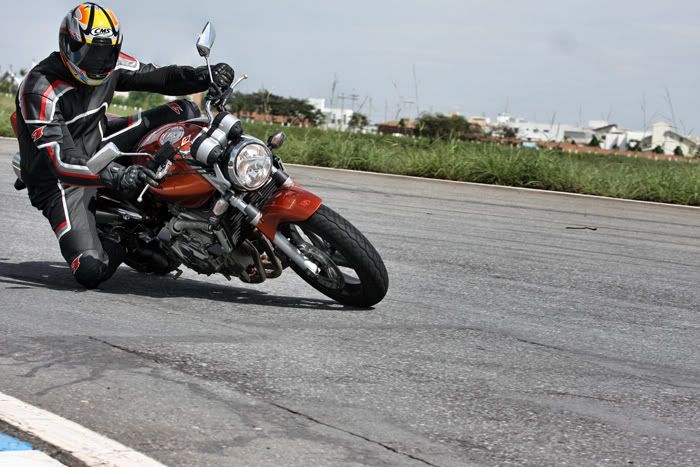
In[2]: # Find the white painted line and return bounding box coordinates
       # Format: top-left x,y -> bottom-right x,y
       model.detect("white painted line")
0,392 -> 166,467
288,163 -> 700,210
0,450 -> 66,466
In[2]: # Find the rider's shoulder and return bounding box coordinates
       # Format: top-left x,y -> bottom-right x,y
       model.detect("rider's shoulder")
115,52 -> 140,72
20,53 -> 75,98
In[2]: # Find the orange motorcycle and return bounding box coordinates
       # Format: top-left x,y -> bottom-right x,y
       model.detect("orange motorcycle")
12,23 -> 388,307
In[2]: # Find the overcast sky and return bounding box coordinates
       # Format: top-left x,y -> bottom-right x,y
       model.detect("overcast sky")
2,1 -> 698,133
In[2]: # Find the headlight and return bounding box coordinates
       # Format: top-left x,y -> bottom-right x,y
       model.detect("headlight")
227,142 -> 273,190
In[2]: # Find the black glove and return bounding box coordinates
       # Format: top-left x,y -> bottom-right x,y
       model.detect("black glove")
101,164 -> 159,192
205,63 -> 234,103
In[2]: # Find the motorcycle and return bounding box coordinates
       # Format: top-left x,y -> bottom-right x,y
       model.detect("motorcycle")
10,23 -> 388,307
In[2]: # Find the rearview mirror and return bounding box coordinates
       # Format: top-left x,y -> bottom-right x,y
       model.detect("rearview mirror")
86,143 -> 121,174
267,132 -> 287,149
196,22 -> 216,57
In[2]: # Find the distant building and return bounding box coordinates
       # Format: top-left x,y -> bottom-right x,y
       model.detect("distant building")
467,116 -> 491,129
376,120 -> 416,137
640,122 -> 698,157
308,98 -> 354,131
562,128 -> 594,145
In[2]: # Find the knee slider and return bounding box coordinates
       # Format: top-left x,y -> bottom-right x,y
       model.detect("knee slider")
70,250 -> 109,289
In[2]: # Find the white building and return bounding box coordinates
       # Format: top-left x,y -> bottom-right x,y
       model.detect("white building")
308,98 -> 355,131
494,114 -> 592,143
640,122 -> 698,157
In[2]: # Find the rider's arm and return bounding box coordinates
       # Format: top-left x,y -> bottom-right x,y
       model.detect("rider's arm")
20,92 -> 104,187
115,53 -> 209,96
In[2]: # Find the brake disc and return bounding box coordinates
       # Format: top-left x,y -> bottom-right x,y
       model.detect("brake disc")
298,243 -> 345,290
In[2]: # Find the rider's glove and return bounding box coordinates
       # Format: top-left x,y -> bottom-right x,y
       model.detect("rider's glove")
101,164 -> 159,192
197,63 -> 234,104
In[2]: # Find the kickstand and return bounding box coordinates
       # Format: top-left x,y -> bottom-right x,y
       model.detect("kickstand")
173,269 -> 183,280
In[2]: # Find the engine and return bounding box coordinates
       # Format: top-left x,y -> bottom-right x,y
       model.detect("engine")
157,209 -> 280,282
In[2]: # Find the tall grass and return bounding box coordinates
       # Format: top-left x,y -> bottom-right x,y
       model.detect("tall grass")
244,121 -> 700,206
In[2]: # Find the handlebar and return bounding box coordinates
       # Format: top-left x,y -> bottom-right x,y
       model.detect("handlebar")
204,74 -> 250,121
137,142 -> 179,203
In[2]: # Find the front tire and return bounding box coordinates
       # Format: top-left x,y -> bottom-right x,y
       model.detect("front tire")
280,205 -> 388,307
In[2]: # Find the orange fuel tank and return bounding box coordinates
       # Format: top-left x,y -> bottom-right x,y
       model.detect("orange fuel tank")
136,121 -> 216,209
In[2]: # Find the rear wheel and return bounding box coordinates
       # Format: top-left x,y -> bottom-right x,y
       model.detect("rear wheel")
280,205 -> 388,307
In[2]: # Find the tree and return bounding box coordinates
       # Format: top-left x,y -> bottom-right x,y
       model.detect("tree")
588,135 -> 600,148
228,90 -> 324,125
652,145 -> 664,154
503,127 -> 517,138
0,80 -> 12,94
416,113 -> 482,141
673,145 -> 684,157
348,112 -> 369,130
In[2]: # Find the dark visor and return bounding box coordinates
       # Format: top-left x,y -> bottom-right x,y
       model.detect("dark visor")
66,38 -> 121,79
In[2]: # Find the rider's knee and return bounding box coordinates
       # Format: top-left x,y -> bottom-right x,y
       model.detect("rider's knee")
70,250 -> 109,289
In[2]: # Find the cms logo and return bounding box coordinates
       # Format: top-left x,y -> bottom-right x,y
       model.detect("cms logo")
91,28 -> 113,36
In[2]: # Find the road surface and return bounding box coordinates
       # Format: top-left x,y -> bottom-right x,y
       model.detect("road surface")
1,139 -> 699,466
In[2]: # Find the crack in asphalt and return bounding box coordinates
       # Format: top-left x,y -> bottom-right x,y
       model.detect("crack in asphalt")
268,402 -> 441,467
88,337 -> 441,467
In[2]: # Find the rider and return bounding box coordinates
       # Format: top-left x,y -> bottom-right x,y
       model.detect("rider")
15,2 -> 234,289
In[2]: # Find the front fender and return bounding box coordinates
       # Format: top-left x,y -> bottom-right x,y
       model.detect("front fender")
257,185 -> 322,240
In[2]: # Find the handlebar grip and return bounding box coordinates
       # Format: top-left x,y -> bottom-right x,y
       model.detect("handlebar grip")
147,142 -> 177,171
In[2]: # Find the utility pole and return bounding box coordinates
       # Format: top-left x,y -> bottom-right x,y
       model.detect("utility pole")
339,93 -> 360,112
337,93 -> 357,130
330,73 -> 337,109
578,104 -> 583,128
412,64 -> 420,118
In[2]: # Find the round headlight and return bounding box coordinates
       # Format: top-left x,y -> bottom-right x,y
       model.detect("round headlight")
227,143 -> 272,190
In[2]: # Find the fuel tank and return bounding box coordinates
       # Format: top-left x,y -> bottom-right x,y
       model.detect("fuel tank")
136,121 -> 216,209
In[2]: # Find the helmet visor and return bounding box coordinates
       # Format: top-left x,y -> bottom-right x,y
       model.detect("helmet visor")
66,38 -> 121,79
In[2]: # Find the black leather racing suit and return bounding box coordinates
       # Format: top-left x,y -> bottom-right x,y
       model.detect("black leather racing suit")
15,51 -> 209,288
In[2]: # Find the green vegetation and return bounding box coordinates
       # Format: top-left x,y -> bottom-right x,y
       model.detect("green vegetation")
348,112 -> 369,130
112,91 -> 166,109
243,121 -> 700,206
0,93 -> 15,137
228,91 -> 324,125
1,93 -> 698,206
106,103 -> 142,117
416,113 -> 482,141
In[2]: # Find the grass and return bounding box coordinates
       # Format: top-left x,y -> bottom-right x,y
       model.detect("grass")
2,92 -> 699,205
244,121 -> 700,206
0,94 -> 15,138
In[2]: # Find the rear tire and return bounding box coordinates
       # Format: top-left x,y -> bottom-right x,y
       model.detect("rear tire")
280,205 -> 388,307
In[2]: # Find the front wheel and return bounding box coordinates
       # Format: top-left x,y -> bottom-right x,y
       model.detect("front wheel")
280,205 -> 388,307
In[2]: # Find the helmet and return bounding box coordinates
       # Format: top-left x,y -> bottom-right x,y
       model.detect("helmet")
59,3 -> 123,86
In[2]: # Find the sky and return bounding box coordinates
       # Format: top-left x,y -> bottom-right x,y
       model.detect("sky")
2,0 -> 698,133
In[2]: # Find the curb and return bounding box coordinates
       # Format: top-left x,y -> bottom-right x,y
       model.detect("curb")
0,392 -> 166,467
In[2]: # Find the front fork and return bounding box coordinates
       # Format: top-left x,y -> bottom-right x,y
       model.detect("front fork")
225,167 -> 322,275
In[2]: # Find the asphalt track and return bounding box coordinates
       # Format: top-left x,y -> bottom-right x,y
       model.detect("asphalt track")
0,138 -> 699,467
